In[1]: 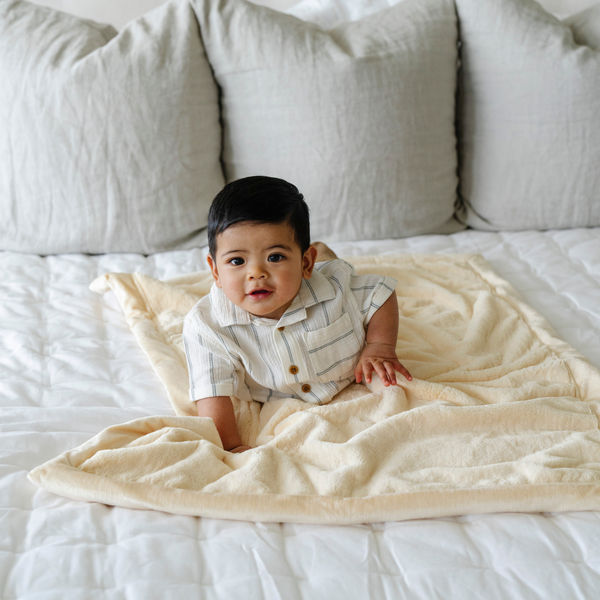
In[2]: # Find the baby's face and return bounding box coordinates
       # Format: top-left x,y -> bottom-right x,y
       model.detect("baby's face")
208,222 -> 316,320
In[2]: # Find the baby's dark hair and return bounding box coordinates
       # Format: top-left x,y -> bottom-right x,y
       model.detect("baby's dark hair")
208,176 -> 311,257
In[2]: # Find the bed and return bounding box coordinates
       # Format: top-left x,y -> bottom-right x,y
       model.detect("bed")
3,0 -> 600,597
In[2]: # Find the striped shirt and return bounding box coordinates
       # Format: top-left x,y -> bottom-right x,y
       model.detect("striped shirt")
182,259 -> 397,406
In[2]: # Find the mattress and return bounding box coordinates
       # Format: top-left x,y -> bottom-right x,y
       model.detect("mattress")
2,227 -> 600,598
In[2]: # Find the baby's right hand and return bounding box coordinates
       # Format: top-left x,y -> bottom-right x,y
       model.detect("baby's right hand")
229,445 -> 252,453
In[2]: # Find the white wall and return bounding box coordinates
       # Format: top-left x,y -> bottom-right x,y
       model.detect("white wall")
29,0 -> 301,29
27,0 -> 600,30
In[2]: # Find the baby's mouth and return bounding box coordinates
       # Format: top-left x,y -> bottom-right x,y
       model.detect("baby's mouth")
248,289 -> 273,299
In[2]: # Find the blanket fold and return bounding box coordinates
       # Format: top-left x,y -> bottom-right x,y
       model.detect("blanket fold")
29,254 -> 600,523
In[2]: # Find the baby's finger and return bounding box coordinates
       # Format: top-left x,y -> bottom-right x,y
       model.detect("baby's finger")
363,362 -> 374,384
393,361 -> 413,381
372,361 -> 391,386
354,363 -> 364,384
383,361 -> 398,385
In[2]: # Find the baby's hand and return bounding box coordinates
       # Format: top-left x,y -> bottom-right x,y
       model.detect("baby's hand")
355,343 -> 412,387
228,445 -> 252,453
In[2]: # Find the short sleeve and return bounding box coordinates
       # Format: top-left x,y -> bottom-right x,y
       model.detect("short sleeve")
182,313 -> 236,401
345,262 -> 397,325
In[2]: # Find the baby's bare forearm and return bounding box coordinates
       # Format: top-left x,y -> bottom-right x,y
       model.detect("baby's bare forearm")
356,293 -> 412,385
366,294 -> 399,347
196,396 -> 243,451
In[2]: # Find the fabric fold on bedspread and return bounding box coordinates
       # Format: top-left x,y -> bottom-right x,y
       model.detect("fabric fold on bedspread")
29,254 -> 600,523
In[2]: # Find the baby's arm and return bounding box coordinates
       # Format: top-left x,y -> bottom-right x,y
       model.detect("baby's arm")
354,294 -> 412,386
196,396 -> 251,453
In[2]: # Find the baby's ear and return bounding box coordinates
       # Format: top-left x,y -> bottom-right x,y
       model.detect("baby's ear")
302,246 -> 318,279
313,242 -> 338,262
207,254 -> 222,288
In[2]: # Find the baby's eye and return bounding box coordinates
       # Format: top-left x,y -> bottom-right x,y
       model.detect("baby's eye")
229,257 -> 245,266
268,254 -> 285,263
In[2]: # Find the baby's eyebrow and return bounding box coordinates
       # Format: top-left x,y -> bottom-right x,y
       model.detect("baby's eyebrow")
267,245 -> 292,251
222,244 -> 292,257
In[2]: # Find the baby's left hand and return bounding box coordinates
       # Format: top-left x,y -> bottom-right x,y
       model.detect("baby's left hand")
355,343 -> 412,387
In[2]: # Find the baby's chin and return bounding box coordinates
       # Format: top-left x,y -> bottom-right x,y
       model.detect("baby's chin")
245,303 -> 288,320
244,298 -> 296,320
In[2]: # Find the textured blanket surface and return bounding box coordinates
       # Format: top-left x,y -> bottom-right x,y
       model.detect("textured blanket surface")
29,255 -> 600,523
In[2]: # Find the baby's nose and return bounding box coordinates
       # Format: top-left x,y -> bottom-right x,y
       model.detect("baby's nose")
248,266 -> 267,279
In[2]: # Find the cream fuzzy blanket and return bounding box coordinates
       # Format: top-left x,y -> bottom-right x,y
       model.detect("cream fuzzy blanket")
29,255 -> 600,523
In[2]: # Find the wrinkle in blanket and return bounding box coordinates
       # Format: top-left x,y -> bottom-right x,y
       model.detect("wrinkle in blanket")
29,254 -> 600,523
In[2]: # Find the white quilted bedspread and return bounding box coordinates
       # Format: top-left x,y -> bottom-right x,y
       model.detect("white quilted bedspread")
2,228 -> 600,599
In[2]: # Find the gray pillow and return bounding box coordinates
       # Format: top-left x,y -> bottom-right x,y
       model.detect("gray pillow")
456,0 -> 600,231
565,2 -> 600,49
0,0 -> 224,254
191,0 -> 462,243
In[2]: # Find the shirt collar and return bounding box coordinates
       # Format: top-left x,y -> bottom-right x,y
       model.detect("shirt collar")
209,285 -> 252,326
209,267 -> 336,328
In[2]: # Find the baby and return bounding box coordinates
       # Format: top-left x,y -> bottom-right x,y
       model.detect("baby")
182,176 -> 411,452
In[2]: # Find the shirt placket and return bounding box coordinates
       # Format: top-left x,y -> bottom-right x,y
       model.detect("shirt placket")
273,325 -> 316,401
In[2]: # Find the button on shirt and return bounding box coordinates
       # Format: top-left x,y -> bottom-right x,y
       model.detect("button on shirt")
182,259 -> 397,406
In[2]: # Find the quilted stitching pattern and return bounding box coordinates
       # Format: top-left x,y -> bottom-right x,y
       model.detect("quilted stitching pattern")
2,229 -> 600,597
